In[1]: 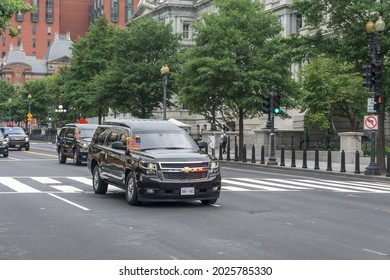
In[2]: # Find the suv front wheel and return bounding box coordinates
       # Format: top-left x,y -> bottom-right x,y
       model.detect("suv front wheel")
73,150 -> 81,166
58,150 -> 67,164
125,172 -> 139,206
93,165 -> 108,194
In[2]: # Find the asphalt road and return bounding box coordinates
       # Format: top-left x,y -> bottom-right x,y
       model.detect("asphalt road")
0,142 -> 389,260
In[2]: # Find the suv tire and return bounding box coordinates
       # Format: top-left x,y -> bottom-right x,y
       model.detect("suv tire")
125,172 -> 139,205
201,199 -> 218,205
73,150 -> 81,166
92,165 -> 108,194
25,146 -> 29,151
58,151 -> 67,164
3,153 -> 8,158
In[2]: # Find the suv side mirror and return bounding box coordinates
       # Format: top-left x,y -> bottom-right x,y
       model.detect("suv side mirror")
111,141 -> 127,151
197,141 -> 207,149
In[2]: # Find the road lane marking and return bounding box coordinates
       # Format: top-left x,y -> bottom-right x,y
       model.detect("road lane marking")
235,178 -> 311,190
222,179 -> 290,191
22,150 -> 58,158
222,186 -> 251,191
363,248 -> 388,256
268,179 -> 360,192
48,193 -> 90,211
49,185 -> 83,193
32,177 -> 61,184
297,179 -> 390,193
0,177 -> 40,193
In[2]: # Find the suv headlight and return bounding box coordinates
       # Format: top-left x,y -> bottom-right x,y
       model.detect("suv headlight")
79,141 -> 89,149
209,160 -> 219,176
2,139 -> 8,145
139,160 -> 158,177
25,137 -> 29,142
5,137 -> 10,143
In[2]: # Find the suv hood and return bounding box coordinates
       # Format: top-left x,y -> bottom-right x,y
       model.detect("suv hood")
140,149 -> 212,162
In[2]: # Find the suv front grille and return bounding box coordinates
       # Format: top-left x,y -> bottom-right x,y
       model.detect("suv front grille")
159,162 -> 209,180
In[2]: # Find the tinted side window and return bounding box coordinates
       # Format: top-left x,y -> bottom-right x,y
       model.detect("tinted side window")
93,127 -> 109,145
117,128 -> 129,146
66,128 -> 75,138
105,129 -> 120,147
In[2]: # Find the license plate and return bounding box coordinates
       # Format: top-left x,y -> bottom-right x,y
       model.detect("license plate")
181,187 -> 194,195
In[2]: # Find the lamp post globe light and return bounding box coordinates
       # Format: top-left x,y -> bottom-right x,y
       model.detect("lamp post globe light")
55,105 -> 67,127
160,64 -> 169,120
364,16 -> 385,175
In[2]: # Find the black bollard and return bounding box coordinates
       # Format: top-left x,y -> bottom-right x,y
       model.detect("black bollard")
354,151 -> 361,174
314,148 -> 320,170
251,144 -> 256,163
226,138 -> 231,161
260,145 -> 265,164
302,147 -> 307,168
280,146 -> 285,166
219,143 -> 223,160
340,150 -> 346,172
291,146 -> 296,167
234,143 -> 238,162
386,153 -> 390,177
243,144 -> 247,162
326,149 -> 332,171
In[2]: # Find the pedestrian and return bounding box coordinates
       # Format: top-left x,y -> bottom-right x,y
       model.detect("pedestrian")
220,132 -> 228,154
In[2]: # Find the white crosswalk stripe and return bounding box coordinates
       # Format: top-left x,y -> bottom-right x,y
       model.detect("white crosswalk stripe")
222,178 -> 390,193
0,176 -> 389,194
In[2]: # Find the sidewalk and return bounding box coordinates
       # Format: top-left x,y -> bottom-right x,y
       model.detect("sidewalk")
216,152 -> 390,179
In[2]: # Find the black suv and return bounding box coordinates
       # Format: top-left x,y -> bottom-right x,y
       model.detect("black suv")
0,129 -> 9,157
87,119 -> 221,205
57,123 -> 99,165
0,126 -> 29,151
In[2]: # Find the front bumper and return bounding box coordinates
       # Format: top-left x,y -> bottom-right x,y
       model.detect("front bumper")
136,174 -> 221,202
9,140 -> 29,149
0,146 -> 8,154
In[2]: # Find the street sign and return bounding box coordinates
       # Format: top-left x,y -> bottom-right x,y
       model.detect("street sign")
367,97 -> 375,113
27,112 -> 33,120
364,115 -> 378,130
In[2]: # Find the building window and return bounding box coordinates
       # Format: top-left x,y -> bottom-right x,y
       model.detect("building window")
182,23 -> 190,39
31,0 -> 39,22
2,51 -> 6,58
46,0 -> 54,23
17,25 -> 22,35
2,37 -> 5,47
32,51 -> 36,56
2,26 -> 6,34
48,26 -> 52,35
111,0 -> 118,23
125,0 -> 133,22
47,40 -> 51,47
17,38 -> 21,47
32,39 -> 37,48
32,25 -> 37,35
16,11 -> 24,22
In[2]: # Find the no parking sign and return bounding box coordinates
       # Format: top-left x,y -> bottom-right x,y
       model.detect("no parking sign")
364,115 -> 378,130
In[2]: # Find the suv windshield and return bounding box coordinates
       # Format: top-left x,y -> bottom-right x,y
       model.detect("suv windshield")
3,127 -> 26,135
134,130 -> 196,150
75,129 -> 96,139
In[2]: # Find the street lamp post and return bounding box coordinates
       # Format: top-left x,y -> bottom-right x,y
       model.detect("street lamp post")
267,92 -> 278,165
55,105 -> 67,127
364,17 -> 385,175
160,64 -> 170,120
27,94 -> 32,134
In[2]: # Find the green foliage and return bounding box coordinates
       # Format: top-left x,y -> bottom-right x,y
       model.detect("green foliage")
0,0 -> 35,37
298,56 -> 369,131
174,0 -> 300,158
97,17 -> 180,118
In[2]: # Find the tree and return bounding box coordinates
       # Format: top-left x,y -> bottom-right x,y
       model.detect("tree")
96,17 -> 180,118
60,16 -> 119,124
298,56 -> 369,132
175,0 -> 299,159
0,80 -> 17,122
292,0 -> 390,173
0,0 -> 34,37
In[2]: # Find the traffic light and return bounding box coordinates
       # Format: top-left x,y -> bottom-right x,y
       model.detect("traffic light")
262,95 -> 271,114
273,94 -> 281,115
375,94 -> 385,113
362,63 -> 373,88
48,112 -> 52,122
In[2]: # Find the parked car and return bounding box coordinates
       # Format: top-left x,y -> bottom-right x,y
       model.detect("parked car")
0,129 -> 9,157
57,123 -> 99,165
87,119 -> 221,206
0,126 -> 29,151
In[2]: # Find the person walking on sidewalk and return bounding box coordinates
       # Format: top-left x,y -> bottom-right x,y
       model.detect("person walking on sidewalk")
220,132 -> 228,154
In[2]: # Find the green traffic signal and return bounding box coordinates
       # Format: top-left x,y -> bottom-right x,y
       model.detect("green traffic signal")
273,94 -> 281,115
